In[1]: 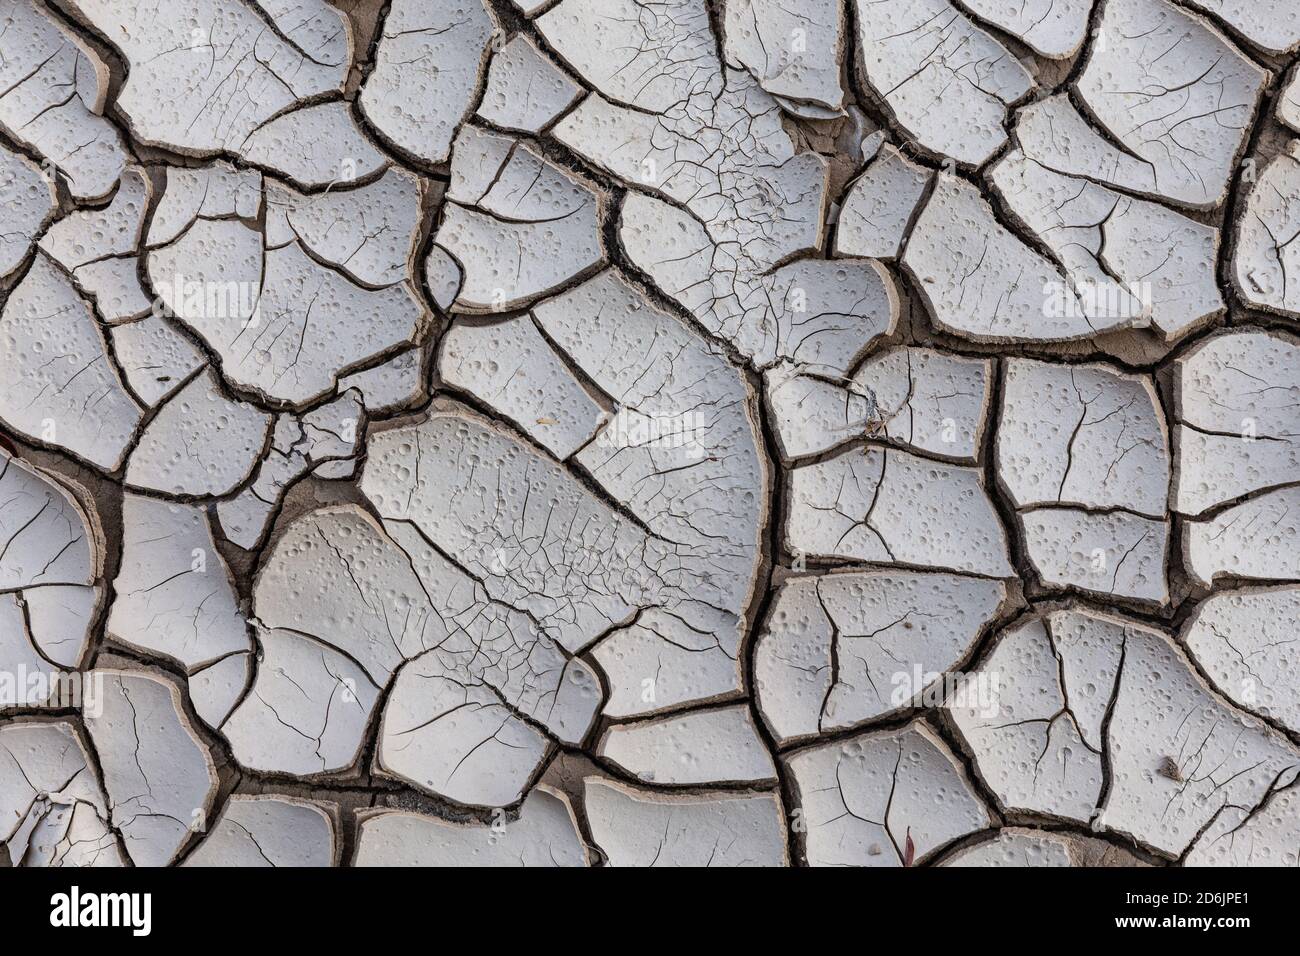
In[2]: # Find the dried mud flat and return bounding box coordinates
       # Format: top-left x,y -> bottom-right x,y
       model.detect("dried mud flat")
1,0 -> 1299,869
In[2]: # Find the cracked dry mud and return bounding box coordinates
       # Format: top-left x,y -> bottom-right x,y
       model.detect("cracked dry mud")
1,0 -> 1298,870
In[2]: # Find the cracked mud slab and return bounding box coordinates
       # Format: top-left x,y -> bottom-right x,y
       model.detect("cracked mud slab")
2,0 -> 1298,869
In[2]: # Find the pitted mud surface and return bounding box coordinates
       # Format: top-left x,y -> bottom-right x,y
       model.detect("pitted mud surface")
2,0 -> 1299,867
